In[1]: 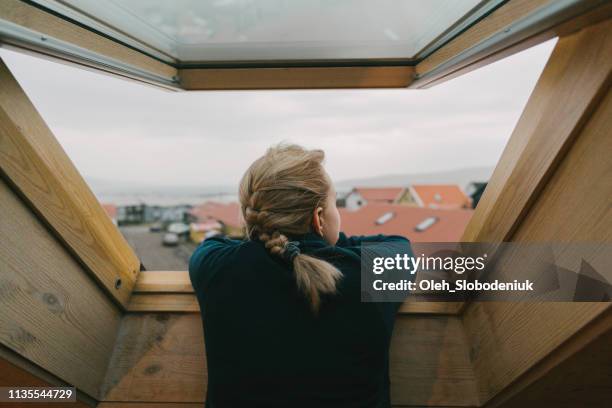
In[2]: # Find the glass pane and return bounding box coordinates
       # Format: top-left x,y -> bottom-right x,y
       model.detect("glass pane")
33,0 -> 485,62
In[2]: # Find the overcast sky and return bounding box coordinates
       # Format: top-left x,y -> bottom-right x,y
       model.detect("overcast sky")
0,39 -> 555,189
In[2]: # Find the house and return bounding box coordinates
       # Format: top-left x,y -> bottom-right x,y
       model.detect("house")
101,203 -> 117,225
189,220 -> 223,243
116,203 -> 192,225
116,203 -> 146,225
465,182 -> 488,209
159,204 -> 192,223
399,184 -> 472,209
188,201 -> 244,237
344,187 -> 405,210
339,203 -> 473,242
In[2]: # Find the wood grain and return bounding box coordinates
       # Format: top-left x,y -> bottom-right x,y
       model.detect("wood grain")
0,58 -> 140,307
127,292 -> 463,315
180,66 -> 414,90
480,63 -> 612,407
0,0 -> 176,80
127,294 -> 199,313
100,314 -> 207,403
509,88 -> 612,244
490,308 -> 612,408
101,313 -> 478,406
134,272 -> 193,293
0,179 -> 122,399
463,302 -> 609,405
390,315 -> 478,407
462,23 -> 612,405
461,18 -> 612,243
132,272 -> 463,315
397,301 -> 463,315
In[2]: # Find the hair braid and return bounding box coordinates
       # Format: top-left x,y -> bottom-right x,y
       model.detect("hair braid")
239,144 -> 343,313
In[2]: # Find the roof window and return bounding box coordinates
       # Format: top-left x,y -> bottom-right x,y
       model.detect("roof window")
375,211 -> 395,225
415,216 -> 438,232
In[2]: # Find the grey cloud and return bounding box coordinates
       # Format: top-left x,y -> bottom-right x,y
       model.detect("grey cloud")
0,38 -> 555,188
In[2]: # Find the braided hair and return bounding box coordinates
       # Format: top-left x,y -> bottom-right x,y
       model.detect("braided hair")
239,144 -> 342,313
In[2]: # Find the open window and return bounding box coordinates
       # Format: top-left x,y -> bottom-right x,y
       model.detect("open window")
1,1 -> 610,407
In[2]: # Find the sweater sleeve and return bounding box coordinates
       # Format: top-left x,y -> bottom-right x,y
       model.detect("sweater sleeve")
336,232 -> 416,324
188,236 -> 243,293
336,232 -> 408,247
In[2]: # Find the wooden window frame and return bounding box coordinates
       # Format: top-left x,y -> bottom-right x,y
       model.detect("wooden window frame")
0,59 -> 140,309
1,4 -> 611,406
0,0 -> 609,346
1,0 -> 610,90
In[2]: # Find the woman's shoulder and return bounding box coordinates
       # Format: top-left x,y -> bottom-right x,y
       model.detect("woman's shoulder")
189,236 -> 250,291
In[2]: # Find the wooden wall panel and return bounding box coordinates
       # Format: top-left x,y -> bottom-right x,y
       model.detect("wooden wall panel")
129,272 -> 462,315
0,179 -> 122,399
390,315 -> 478,407
127,293 -> 464,315
461,23 -> 612,406
100,314 -> 207,403
491,308 -> 612,408
461,18 -> 611,243
134,272 -> 193,293
463,302 -> 609,405
101,313 -> 477,406
0,58 -> 140,307
127,293 -> 199,313
509,90 -> 612,243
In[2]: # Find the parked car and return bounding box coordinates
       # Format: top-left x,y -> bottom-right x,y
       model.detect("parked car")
167,222 -> 190,236
149,222 -> 163,232
162,232 -> 179,246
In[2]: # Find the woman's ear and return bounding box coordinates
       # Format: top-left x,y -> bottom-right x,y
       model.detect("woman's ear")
312,206 -> 324,236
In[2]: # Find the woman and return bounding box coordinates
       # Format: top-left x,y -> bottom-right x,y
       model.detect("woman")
189,144 -> 412,408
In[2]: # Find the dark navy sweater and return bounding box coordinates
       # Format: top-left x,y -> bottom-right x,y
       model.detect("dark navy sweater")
189,232 -> 412,408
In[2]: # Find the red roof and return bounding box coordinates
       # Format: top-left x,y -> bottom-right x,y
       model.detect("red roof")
354,187 -> 404,202
191,221 -> 223,232
189,201 -> 243,228
339,203 -> 473,242
411,185 -> 471,209
101,203 -> 117,219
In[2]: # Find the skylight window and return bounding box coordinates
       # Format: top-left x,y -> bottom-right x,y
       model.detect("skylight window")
375,212 -> 395,225
27,0 -> 488,62
414,216 -> 438,232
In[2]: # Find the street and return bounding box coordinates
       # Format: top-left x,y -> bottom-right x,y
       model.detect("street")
119,225 -> 198,271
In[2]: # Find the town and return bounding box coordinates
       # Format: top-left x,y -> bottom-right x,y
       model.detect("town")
101,182 -> 486,271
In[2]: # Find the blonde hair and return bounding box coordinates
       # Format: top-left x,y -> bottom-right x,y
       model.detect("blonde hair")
239,144 -> 342,313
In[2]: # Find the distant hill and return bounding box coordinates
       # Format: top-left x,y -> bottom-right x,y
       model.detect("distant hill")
85,177 -> 235,195
85,165 -> 495,205
85,177 -> 237,206
335,166 -> 495,193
